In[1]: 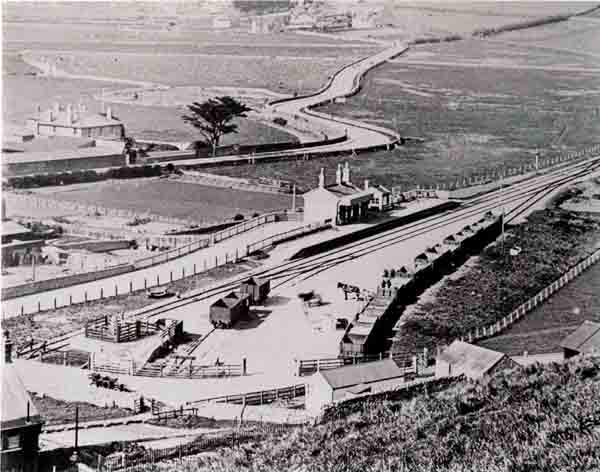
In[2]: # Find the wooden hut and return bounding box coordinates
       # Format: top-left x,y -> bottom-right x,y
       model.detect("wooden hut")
209,291 -> 250,328
240,276 -> 271,304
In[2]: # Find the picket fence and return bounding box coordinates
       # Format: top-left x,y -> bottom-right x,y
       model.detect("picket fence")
3,211 -> 297,313
459,248 -> 600,344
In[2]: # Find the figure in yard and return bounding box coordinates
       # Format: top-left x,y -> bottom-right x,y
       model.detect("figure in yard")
182,96 -> 252,157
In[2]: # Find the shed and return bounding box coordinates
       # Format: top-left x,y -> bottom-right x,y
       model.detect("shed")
436,340 -> 518,379
560,320 -> 600,359
306,358 -> 406,412
239,276 -> 270,304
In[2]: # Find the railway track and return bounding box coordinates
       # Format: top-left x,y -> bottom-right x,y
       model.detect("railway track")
14,155 -> 599,357
126,155 -> 600,320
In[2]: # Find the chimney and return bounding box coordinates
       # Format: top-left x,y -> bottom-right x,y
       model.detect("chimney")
335,164 -> 342,185
66,104 -> 73,125
342,162 -> 350,184
106,106 -> 112,121
4,329 -> 12,364
364,179 -> 369,190
318,168 -> 325,188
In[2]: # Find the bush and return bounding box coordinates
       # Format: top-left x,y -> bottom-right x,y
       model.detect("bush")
272,117 -> 288,126
252,212 -> 260,218
233,214 -> 245,221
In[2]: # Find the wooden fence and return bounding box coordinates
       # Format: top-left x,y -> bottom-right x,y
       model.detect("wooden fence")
186,383 -> 307,408
297,352 -> 418,377
246,220 -> 331,254
459,248 -> 600,344
38,349 -> 91,368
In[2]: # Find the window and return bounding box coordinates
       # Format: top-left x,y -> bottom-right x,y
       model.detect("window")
3,433 -> 21,450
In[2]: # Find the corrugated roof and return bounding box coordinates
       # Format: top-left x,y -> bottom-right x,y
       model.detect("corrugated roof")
560,321 -> 600,353
438,341 -> 506,376
320,358 -> 405,390
1,363 -> 42,430
325,183 -> 362,197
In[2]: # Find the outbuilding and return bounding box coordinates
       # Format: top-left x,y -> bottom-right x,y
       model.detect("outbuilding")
306,358 -> 407,413
560,320 -> 600,359
435,340 -> 518,379
239,276 -> 270,304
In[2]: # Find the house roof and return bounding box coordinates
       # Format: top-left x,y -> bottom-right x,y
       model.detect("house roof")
31,108 -> 123,128
1,363 -> 42,430
320,358 -> 405,390
560,321 -> 600,354
438,341 -> 506,376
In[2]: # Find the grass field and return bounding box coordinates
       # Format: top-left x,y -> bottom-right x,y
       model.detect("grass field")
2,53 -> 296,145
478,261 -> 600,355
40,179 -> 296,223
392,208 -> 600,356
209,20 -> 600,191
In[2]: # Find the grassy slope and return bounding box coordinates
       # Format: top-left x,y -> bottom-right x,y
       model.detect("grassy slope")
150,356 -> 600,471
393,209 -> 600,356
31,392 -> 133,424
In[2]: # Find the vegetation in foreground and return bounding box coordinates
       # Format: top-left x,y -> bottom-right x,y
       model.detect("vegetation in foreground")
30,392 -> 133,425
393,208 -> 600,356
133,356 -> 600,471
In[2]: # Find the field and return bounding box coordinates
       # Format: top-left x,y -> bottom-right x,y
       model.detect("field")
140,356 -> 600,471
479,260 -> 600,356
209,18 -> 600,191
35,179 -> 297,223
2,54 -> 296,145
392,207 -> 600,356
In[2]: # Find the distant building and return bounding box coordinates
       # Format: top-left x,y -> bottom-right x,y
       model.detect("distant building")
26,103 -> 125,139
560,320 -> 600,359
435,341 -> 518,380
1,331 -> 44,472
213,15 -> 232,29
306,358 -> 407,413
315,13 -> 352,31
364,180 -> 392,211
303,163 -> 373,225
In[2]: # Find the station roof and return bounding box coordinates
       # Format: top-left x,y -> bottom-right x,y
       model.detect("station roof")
438,341 -> 506,377
1,364 -> 42,430
320,358 -> 405,390
560,321 -> 600,354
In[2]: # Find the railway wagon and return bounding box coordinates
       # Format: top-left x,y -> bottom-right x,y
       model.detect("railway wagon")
239,276 -> 271,304
209,291 -> 250,329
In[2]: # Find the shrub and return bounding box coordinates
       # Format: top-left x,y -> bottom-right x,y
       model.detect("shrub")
233,214 -> 245,221
252,212 -> 260,218
272,117 -> 287,127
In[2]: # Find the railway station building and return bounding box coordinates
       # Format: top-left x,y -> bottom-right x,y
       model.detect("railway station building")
303,163 -> 373,225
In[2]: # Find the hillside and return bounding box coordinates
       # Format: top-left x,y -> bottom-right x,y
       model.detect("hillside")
157,356 -> 600,471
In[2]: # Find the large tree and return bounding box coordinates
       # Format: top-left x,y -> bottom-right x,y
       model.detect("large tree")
182,96 -> 252,156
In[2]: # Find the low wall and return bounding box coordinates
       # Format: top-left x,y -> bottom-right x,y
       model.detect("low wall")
290,201 -> 459,260
4,153 -> 125,177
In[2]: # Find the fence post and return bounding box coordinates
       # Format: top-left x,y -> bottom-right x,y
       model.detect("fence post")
54,298 -> 57,309
115,284 -> 118,297
38,301 -> 41,312
130,281 -> 133,293
182,267 -> 185,279
242,357 -> 247,376
194,263 -> 197,275
85,291 -> 88,302
170,271 -> 173,282
157,274 -> 160,286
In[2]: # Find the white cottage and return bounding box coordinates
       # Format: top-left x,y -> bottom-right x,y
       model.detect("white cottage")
306,358 -> 407,413
303,163 -> 373,225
